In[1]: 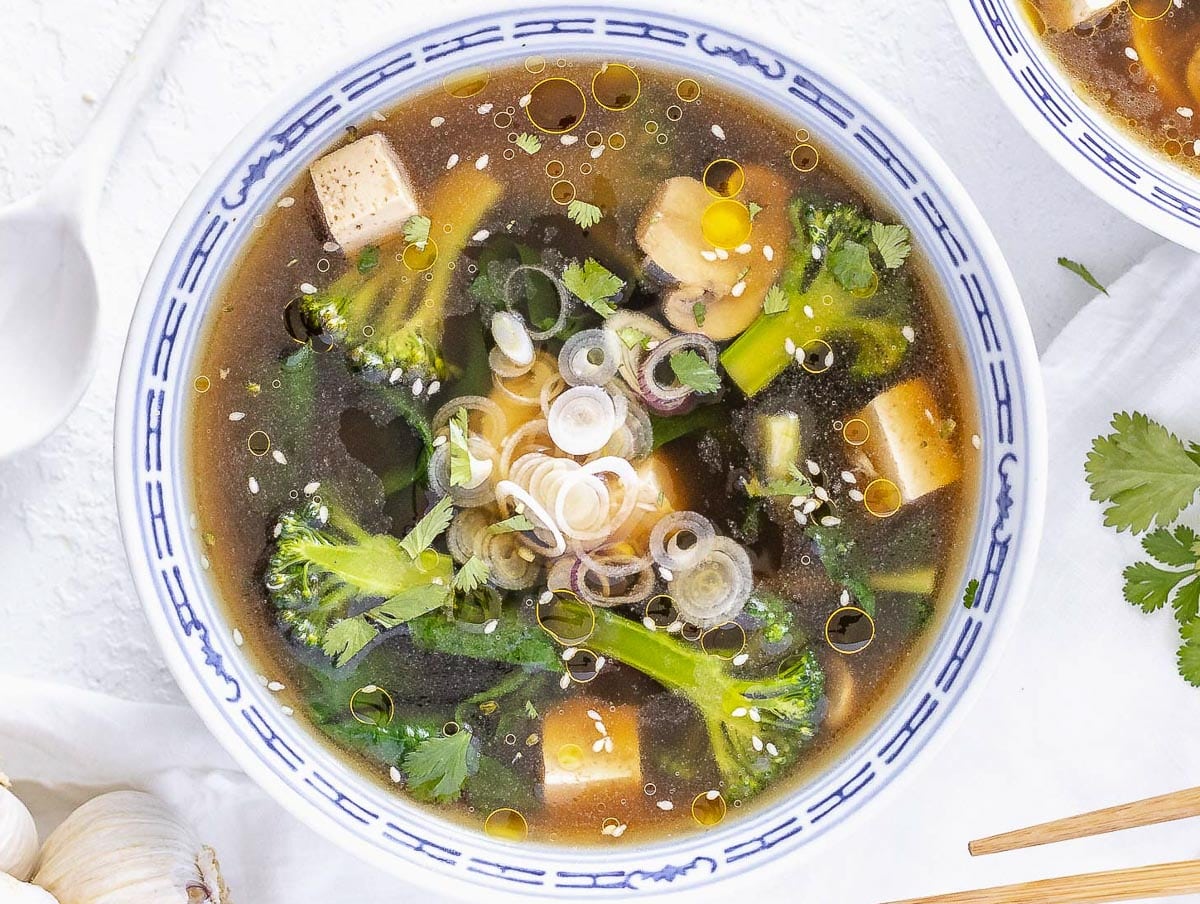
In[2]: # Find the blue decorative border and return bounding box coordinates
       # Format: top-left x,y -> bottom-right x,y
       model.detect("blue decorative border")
118,6 -> 1039,896
959,0 -> 1200,245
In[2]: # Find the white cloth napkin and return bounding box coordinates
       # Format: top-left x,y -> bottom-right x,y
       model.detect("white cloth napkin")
7,242 -> 1200,903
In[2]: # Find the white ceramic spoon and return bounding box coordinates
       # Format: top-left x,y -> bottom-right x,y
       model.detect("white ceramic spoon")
0,0 -> 200,458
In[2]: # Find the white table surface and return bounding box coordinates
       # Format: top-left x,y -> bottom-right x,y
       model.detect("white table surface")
0,0 -> 1172,900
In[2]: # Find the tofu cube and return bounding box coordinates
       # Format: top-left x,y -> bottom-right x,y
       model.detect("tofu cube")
542,697 -> 642,811
1033,0 -> 1119,31
309,133 -> 418,252
856,378 -> 961,504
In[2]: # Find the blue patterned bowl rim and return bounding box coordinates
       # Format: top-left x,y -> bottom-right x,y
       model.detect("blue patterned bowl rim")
115,3 -> 1046,896
950,0 -> 1200,251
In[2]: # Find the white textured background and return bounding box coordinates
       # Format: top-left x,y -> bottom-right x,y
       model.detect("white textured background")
0,0 -> 1171,899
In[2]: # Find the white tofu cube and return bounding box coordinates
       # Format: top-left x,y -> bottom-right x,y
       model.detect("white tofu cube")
309,133 -> 419,252
856,378 -> 962,505
542,698 -> 642,811
1033,0 -> 1119,31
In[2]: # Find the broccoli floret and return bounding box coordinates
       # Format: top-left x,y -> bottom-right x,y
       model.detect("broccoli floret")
585,607 -> 825,800
721,198 -> 913,396
745,590 -> 796,646
265,499 -> 455,663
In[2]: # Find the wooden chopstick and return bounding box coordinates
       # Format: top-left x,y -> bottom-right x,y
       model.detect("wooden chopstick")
969,786 -> 1200,856
885,859 -> 1200,904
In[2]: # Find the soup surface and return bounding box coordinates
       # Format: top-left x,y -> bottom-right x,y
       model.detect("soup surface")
190,57 -> 980,845
1028,0 -> 1200,173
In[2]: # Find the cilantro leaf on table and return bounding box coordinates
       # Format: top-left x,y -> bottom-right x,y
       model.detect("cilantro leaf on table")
1057,256 -> 1108,295
562,258 -> 623,316
402,727 -> 479,802
1180,619 -> 1200,687
1122,526 -> 1200,621
1086,412 -> 1200,534
669,350 -> 721,394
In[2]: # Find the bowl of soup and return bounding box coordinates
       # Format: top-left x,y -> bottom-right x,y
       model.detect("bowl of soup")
952,1 -> 1200,250
115,3 -> 1044,895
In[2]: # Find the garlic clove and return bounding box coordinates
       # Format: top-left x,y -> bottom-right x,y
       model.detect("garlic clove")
33,791 -> 228,904
0,771 -> 39,881
0,871 -> 60,903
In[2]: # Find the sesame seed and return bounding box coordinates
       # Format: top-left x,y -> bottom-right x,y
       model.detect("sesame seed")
814,486 -> 830,502
389,367 -> 404,384
1180,107 -> 1194,119
711,124 -> 726,140
643,616 -> 657,630
731,281 -> 747,297
248,477 -> 259,495
587,709 -> 603,721
706,789 -> 721,800
658,566 -> 674,582
472,229 -> 491,242
603,737 -> 613,752
427,380 -> 441,396
763,244 -> 775,262
323,241 -> 340,253
752,735 -> 763,751
902,325 -> 916,343
848,489 -> 865,502
595,721 -> 608,735
519,93 -> 532,108
841,470 -> 856,484
430,116 -> 445,127
735,243 -> 752,254
595,655 -> 606,671
475,154 -> 490,170
714,247 -> 729,260
731,706 -> 748,718
841,589 -> 851,605
560,134 -> 578,145
972,433 -> 982,449
371,110 -> 387,122
793,510 -> 807,526
484,619 -> 499,634
268,681 -> 285,692
273,450 -> 288,465
277,196 -> 295,209
562,647 -> 578,660
749,707 -> 761,722
1125,46 -> 1139,61
806,460 -> 821,476
318,505 -> 329,524
228,411 -> 246,422
390,766 -> 403,783
233,628 -> 244,646
412,378 -> 424,396
803,305 -> 815,319
592,738 -> 606,752
657,800 -> 674,811
700,249 -> 718,262
821,515 -> 842,527
784,337 -> 797,356
281,706 -> 294,717
303,481 -> 320,495
300,282 -> 318,295
560,673 -> 571,689
790,495 -> 805,507
591,145 -> 605,159
766,742 -> 779,757
612,822 -> 626,836
802,497 -> 820,514
477,102 -> 494,114
539,590 -> 554,605
446,154 -> 459,169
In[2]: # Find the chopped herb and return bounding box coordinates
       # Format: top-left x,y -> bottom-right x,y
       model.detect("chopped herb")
1086,412 -> 1200,534
448,407 -> 473,488
566,199 -> 603,230
870,222 -> 912,269
827,240 -> 874,292
453,555 -> 491,594
692,301 -> 707,327
745,465 -> 812,499
735,266 -> 750,282
524,700 -> 539,719
403,214 -> 432,250
399,496 -> 455,559
617,326 -> 650,349
762,284 -> 788,315
962,578 -> 979,610
747,201 -> 764,221
1057,256 -> 1108,295
357,245 -> 381,273
322,583 -> 451,665
562,258 -> 624,317
489,513 -> 536,534
670,350 -> 721,394
402,727 -> 479,802
515,132 -> 542,155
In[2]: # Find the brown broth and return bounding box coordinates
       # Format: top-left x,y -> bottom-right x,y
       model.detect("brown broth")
188,58 -> 980,845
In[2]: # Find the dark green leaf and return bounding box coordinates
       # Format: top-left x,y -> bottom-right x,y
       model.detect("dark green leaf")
1057,257 -> 1108,295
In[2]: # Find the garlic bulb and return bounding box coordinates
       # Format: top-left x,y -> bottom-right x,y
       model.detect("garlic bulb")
0,771 -> 38,881
33,791 -> 228,904
0,871 -> 60,904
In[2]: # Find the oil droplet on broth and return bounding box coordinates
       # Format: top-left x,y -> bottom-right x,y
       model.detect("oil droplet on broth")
247,430 -> 271,456
825,606 -> 876,655
1128,0 -> 1174,20
842,418 -> 870,446
557,743 -> 585,771
700,622 -> 747,660
537,590 -> 595,645
443,66 -> 490,98
484,808 -> 529,842
525,55 -> 547,74
790,143 -> 820,173
551,179 -> 577,205
702,158 -> 745,198
691,790 -> 726,826
608,132 -> 627,150
193,375 -> 211,393
545,159 -> 565,179
350,685 -> 396,726
403,239 -> 439,271
863,478 -> 902,518
799,338 -> 834,374
643,594 -> 678,628
700,199 -> 752,248
676,78 -> 701,102
526,77 -> 587,133
592,62 -> 641,111
566,649 -> 601,683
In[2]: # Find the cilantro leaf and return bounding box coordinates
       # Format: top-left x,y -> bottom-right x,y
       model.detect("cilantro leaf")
489,513 -> 536,534
1179,622 -> 1200,687
403,214 -> 432,250
321,583 -> 452,666
871,222 -> 912,269
321,616 -> 377,665
399,496 -> 455,559
1122,525 -> 1200,622
515,132 -> 542,155
402,728 -> 479,802
745,465 -> 812,499
453,555 -> 490,594
669,350 -> 721,394
566,199 -> 603,230
827,239 -> 874,292
1057,256 -> 1108,295
1144,524 -> 1200,566
692,301 -> 707,327
562,258 -> 624,317
448,407 -> 473,488
616,326 -> 649,349
357,245 -> 381,274
962,578 -> 980,610
747,201 -> 764,221
1086,412 -> 1200,533
762,284 -> 788,315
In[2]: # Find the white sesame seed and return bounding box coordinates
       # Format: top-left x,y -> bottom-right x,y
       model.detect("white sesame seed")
841,470 -> 856,484
277,196 -> 295,209
657,800 -> 675,811
601,824 -> 615,836
972,433 -> 982,449
763,244 -> 775,261
848,488 -> 865,502
821,515 -> 842,527
446,154 -> 459,169
711,124 -> 726,140
273,522 -> 282,538
228,411 -> 246,422
802,497 -> 820,514
472,229 -> 491,242
731,281 -> 747,297
431,577 -> 445,586
389,367 -> 404,384
318,505 -> 329,524
371,110 -> 387,122
560,134 -> 578,145
790,495 -> 805,508
304,481 -> 320,495
803,304 -> 815,319
612,823 -> 626,836
700,249 -> 718,262
841,589 -> 851,605
587,709 -> 603,721
427,380 -> 441,396
732,652 -> 749,666
901,325 -> 916,343
784,338 -> 797,356
806,459 -> 821,476
766,742 -> 779,757
735,243 -> 752,254
595,655 -> 606,671
268,681 -> 285,692
1125,46 -> 1139,61
595,721 -> 608,735
539,590 -> 554,605
390,766 -> 403,783
273,450 -> 288,465
323,241 -> 341,253
560,673 -> 571,689
300,282 -> 318,295
591,145 -> 605,159
248,477 -> 260,495
281,706 -> 294,717
814,486 -> 830,502
1179,107 -> 1194,119
477,103 -> 494,114
257,674 -> 269,687
412,378 -> 424,396
731,706 -> 748,718
706,789 -> 721,800
592,738 -> 606,753
430,116 -> 445,127
519,93 -> 532,108
658,566 -> 674,582
643,616 -> 657,630
714,247 -> 729,260
749,707 -> 761,723
603,737 -> 613,752
752,735 -> 764,751
793,510 -> 807,526
484,619 -> 499,634
475,154 -> 490,170
233,628 -> 244,646
562,647 -> 578,660
824,351 -> 834,367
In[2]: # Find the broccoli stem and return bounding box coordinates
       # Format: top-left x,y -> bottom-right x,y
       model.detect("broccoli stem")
721,270 -> 848,396
289,522 -> 453,601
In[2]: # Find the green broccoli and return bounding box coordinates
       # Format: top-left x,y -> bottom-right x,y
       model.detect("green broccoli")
721,198 -> 913,396
745,590 -> 796,646
583,607 -> 824,800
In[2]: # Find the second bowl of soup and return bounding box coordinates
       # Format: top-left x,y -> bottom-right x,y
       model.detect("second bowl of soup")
116,4 -> 1044,895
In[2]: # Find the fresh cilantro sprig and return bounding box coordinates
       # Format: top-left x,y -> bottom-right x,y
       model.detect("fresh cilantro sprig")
744,465 -> 812,499
566,199 -> 603,230
762,284 -> 788,315
402,727 -> 479,802
399,496 -> 456,559
322,583 -> 450,665
403,214 -> 432,250
669,350 -> 721,394
1058,256 -> 1108,295
448,407 -> 473,488
489,513 -> 536,534
515,132 -> 542,155
452,555 -> 490,594
562,258 -> 624,316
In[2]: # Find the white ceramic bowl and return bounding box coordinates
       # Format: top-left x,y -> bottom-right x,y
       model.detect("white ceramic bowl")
115,3 -> 1045,896
951,1 -> 1200,250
